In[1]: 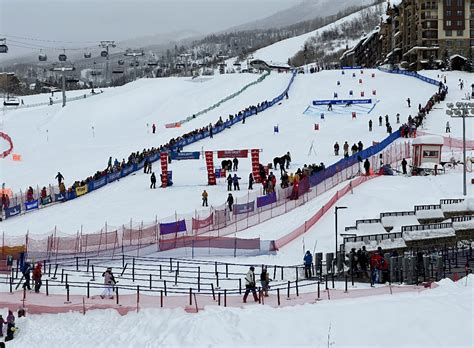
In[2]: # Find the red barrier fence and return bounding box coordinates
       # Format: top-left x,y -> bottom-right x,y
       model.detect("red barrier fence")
2,141 -> 411,257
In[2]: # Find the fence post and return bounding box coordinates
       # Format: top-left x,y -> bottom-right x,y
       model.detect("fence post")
86,259 -> 90,273
76,256 -> 79,271
164,280 -> 167,296
149,274 -> 152,290
215,272 -> 220,289
211,283 -> 215,301
277,288 -> 281,306
224,289 -> 227,307
189,288 -> 193,306
287,280 -> 290,299
175,270 -> 178,286
239,278 -> 242,294
46,279 -> 49,296
198,267 -> 201,292
160,290 -> 163,307
116,286 -> 119,305
91,265 -> 95,281
132,258 -> 135,282
87,282 -> 90,298
159,264 -> 162,279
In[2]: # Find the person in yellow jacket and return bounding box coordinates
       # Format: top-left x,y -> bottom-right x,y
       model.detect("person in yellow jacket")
202,190 -> 208,207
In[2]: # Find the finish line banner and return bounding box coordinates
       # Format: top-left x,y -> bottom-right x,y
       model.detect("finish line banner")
170,151 -> 200,160
312,99 -> 372,106
217,150 -> 248,158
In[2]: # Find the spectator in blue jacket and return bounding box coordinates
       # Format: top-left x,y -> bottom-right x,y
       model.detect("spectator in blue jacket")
232,174 -> 241,191
303,251 -> 313,278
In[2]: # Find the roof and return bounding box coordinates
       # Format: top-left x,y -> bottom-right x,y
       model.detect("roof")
412,135 -> 444,146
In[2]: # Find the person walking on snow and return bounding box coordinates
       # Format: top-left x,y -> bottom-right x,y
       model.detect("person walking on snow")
233,157 -> 239,171
21,262 -> 32,291
152,123 -> 156,134
343,141 -> 349,157
303,250 -> 313,278
406,97 -> 411,107
101,267 -> 116,299
401,158 -> 408,175
227,193 -> 234,212
368,120 -> 372,132
334,142 -> 340,156
243,266 -> 258,303
445,121 -> 451,133
396,113 -> 400,124
364,158 -> 371,175
32,262 -> 42,293
202,190 -> 208,207
55,172 -> 64,185
248,173 -> 254,190
260,267 -> 271,297
150,172 -> 157,189
227,174 -> 233,191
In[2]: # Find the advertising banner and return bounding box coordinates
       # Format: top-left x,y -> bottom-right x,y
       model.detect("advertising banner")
24,199 -> 39,212
217,150 -> 248,158
159,220 -> 187,235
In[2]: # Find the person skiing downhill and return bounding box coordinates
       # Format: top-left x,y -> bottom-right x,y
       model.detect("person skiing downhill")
55,172 -> 64,185
227,193 -> 234,212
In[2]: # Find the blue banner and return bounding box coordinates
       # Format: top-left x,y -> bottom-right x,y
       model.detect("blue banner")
257,192 -> 277,208
121,165 -> 134,177
313,99 -> 372,106
24,199 -> 39,211
233,201 -> 255,215
5,204 -> 21,218
159,220 -> 187,235
54,193 -> 66,202
108,171 -> 121,183
170,151 -> 200,160
91,177 -> 107,190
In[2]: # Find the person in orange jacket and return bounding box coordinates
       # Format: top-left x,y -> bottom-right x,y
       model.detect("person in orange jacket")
32,262 -> 42,293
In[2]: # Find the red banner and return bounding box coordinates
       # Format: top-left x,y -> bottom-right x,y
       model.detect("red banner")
217,150 -> 248,158
160,153 -> 168,187
0,132 -> 14,159
192,213 -> 214,230
165,122 -> 181,128
205,151 -> 216,185
251,148 -> 261,183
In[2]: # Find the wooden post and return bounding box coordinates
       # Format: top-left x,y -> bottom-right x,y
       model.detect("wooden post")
224,290 -> 227,307
281,266 -> 283,280
164,280 -> 167,296
87,282 -> 90,298
46,279 -> 49,296
175,270 -> 178,286
277,288 -> 281,306
239,278 -> 242,294
116,286 -> 119,305
177,261 -> 180,275
189,288 -> 193,306
86,259 -> 90,273
225,264 -> 229,278
211,283 -> 216,301
76,256 -> 79,271
149,274 -> 152,290
159,264 -> 162,279
61,268 -> 64,283
296,280 -> 299,296
215,272 -> 219,289
91,265 -> 95,281
287,281 -> 290,298
66,284 -> 70,303
160,290 -> 163,307
136,285 -> 140,306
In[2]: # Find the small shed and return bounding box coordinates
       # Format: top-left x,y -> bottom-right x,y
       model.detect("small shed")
412,135 -> 444,167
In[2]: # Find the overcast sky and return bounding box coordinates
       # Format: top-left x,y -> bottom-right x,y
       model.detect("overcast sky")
0,0 -> 302,57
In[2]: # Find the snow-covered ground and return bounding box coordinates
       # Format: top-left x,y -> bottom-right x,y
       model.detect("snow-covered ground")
2,275 -> 473,347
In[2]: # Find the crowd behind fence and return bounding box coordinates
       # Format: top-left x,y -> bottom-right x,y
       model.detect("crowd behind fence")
2,137 -> 411,259
0,71 -> 297,221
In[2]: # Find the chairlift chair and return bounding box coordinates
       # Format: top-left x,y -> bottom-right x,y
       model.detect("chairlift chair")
58,53 -> 67,62
118,59 -> 124,65
0,39 -> 7,53
112,67 -> 124,74
66,76 -> 79,83
84,52 -> 92,58
100,51 -> 108,58
38,52 -> 47,62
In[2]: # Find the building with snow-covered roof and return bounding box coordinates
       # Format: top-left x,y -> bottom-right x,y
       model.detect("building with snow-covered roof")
412,135 -> 444,168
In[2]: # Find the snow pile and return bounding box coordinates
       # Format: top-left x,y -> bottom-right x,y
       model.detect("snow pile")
403,227 -> 455,241
3,274 -> 472,347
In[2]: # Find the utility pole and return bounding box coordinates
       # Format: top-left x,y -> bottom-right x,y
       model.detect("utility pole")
446,102 -> 474,196
51,65 -> 74,107
100,41 -> 116,85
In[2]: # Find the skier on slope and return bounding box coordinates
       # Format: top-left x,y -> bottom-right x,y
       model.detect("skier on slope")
55,172 -> 64,185
368,119 -> 373,132
227,193 -> 234,212
100,267 -> 116,299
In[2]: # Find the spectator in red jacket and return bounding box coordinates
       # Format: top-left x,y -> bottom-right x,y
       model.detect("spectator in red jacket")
370,252 -> 383,286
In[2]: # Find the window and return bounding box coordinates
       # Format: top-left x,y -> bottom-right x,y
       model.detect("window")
457,20 -> 463,26
446,0 -> 451,6
446,10 -> 451,16
446,30 -> 453,36
423,150 -> 439,158
456,10 -> 463,16
456,0 -> 462,6
457,30 -> 463,36
446,20 -> 452,27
